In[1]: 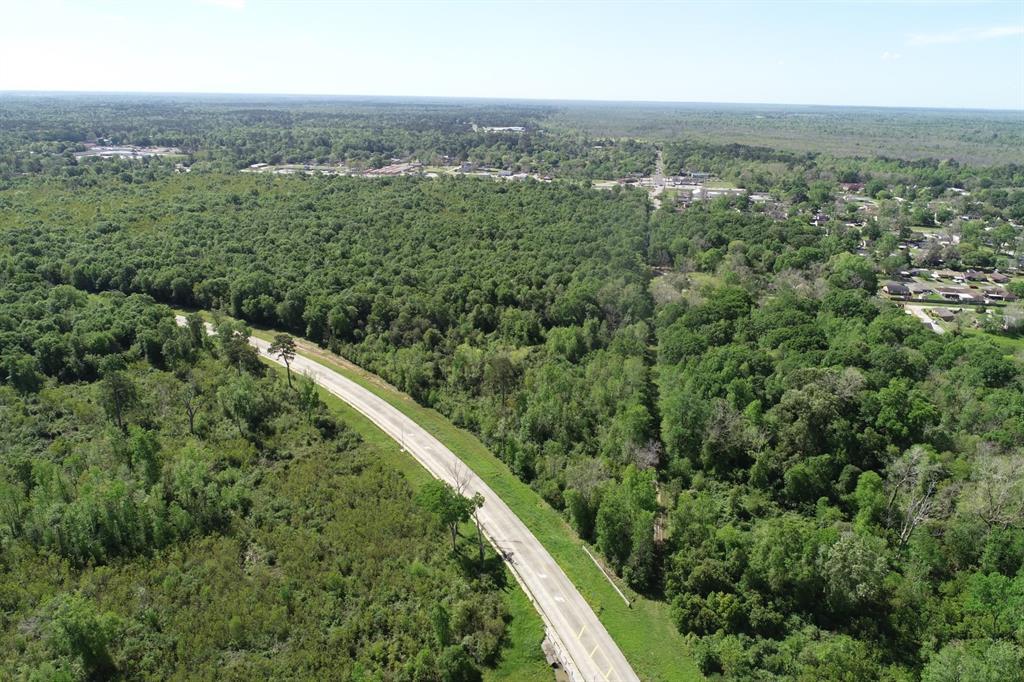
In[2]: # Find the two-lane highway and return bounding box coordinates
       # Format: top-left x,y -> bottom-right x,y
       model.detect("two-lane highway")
178,316 -> 640,682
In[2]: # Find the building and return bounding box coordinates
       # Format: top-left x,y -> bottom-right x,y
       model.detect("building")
883,281 -> 911,297
936,287 -> 981,303
932,269 -> 964,282
983,287 -> 1018,302
931,307 -> 956,322
907,282 -> 934,297
990,272 -> 1010,284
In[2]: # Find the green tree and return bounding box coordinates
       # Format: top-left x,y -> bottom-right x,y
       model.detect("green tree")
217,321 -> 261,375
129,427 -> 162,486
596,488 -> 633,572
217,373 -> 279,441
827,253 -> 878,293
49,595 -> 121,678
296,374 -> 322,423
853,470 -> 886,532
431,604 -> 451,648
269,333 -> 297,389
98,359 -> 137,433
922,639 -> 1024,682
2,351 -> 43,394
416,481 -> 475,552
820,532 -> 890,616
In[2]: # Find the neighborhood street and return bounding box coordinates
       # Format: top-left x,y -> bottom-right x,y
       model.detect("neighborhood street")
904,304 -> 946,334
649,149 -> 666,210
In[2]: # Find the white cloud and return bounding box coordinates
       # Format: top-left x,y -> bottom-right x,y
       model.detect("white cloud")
196,0 -> 246,9
880,51 -> 902,61
908,25 -> 1023,47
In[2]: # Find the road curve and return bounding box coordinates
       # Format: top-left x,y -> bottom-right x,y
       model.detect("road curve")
178,316 -> 640,682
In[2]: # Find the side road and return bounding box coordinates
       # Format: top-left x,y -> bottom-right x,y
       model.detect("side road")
177,316 -> 641,682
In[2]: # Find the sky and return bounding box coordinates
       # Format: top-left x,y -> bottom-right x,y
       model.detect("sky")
0,0 -> 1022,110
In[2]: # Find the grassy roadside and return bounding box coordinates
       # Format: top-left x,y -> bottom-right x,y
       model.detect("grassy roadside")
196,309 -> 699,681
962,328 -> 1024,357
258,358 -> 551,682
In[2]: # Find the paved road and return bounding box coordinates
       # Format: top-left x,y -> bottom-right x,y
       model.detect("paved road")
904,304 -> 946,334
178,317 -> 640,682
649,149 -> 666,210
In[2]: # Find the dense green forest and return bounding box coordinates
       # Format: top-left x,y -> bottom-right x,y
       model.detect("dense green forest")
0,265 -> 527,680
549,103 -> 1024,166
2,98 -> 1023,680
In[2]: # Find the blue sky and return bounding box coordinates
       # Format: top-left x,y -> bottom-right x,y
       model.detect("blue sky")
1,0 -> 1021,109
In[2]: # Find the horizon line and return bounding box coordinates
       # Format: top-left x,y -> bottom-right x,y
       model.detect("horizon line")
1,89 -> 1021,114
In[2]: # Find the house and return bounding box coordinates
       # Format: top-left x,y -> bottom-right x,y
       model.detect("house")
907,282 -> 934,297
990,272 -> 1010,284
931,269 -> 962,282
983,287 -> 1018,302
966,270 -> 988,282
811,212 -> 831,227
936,287 -> 980,302
931,307 -> 956,322
883,281 -> 910,297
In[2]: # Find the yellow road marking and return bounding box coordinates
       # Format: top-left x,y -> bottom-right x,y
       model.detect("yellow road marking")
589,644 -> 599,658
604,666 -> 614,680
576,624 -> 586,639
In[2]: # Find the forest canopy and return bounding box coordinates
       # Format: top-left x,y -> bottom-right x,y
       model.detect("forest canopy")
1,97 -> 1022,680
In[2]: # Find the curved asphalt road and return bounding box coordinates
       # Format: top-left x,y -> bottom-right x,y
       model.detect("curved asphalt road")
178,316 -> 640,682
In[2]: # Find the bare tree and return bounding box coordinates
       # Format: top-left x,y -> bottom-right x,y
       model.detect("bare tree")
447,459 -> 487,566
959,455 -> 1024,530
884,445 -> 947,546
448,459 -> 470,495
1003,304 -> 1024,334
630,440 -> 663,471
